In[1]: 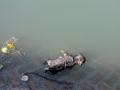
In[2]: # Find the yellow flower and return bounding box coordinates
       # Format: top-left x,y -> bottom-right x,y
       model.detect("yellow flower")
7,43 -> 13,49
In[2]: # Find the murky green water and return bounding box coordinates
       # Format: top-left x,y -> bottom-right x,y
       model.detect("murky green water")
0,0 -> 120,68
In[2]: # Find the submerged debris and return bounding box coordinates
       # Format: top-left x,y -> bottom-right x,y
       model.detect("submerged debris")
21,75 -> 29,82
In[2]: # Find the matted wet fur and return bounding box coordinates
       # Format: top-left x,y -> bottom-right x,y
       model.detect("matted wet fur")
44,53 -> 86,74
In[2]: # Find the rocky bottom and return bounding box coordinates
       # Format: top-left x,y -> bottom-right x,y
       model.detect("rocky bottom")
0,54 -> 120,90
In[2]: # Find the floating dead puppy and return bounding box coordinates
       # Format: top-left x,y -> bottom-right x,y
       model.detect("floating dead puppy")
44,50 -> 86,74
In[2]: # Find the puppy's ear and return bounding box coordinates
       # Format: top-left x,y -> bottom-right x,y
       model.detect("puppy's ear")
81,57 -> 86,66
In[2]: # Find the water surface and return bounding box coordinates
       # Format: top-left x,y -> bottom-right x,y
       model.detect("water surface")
0,1 -> 120,89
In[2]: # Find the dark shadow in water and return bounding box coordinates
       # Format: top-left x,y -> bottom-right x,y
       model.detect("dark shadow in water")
24,72 -> 73,85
